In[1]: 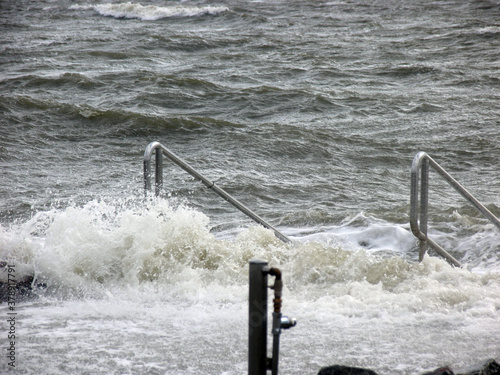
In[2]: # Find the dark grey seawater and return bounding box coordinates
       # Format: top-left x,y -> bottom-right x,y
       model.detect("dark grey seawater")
0,1 -> 499,374
2,0 -> 499,223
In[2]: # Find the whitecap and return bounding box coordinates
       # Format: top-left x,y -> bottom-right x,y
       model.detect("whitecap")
81,2 -> 229,21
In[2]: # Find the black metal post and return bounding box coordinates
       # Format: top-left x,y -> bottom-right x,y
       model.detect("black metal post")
249,260 -> 269,375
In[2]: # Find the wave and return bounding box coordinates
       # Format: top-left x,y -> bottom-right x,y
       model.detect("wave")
71,2 -> 229,21
376,63 -> 442,78
2,197 -> 499,301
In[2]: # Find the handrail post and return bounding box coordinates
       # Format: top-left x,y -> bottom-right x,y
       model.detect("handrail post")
155,147 -> 163,196
410,152 -> 462,267
419,158 -> 429,261
410,151 -> 500,267
144,160 -> 151,193
144,141 -> 162,196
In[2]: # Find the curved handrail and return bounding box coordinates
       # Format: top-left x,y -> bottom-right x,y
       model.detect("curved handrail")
144,141 -> 291,244
410,151 -> 500,267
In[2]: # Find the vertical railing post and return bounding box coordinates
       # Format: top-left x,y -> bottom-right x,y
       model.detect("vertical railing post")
419,158 -> 429,261
249,260 -> 269,375
144,141 -> 162,196
155,148 -> 163,197
144,159 -> 152,193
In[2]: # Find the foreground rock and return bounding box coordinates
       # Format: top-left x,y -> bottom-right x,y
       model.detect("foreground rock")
318,365 -> 378,375
318,359 -> 499,375
457,359 -> 500,375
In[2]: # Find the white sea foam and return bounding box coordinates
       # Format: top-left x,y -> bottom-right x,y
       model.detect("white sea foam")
71,2 -> 229,20
68,4 -> 94,11
1,198 -> 498,298
295,213 -> 417,254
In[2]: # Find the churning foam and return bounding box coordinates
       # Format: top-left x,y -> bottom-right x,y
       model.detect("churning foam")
1,197 -> 499,308
70,2 -> 229,20
1,197 -> 283,297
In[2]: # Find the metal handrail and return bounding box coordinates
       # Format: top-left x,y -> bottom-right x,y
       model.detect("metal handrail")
143,141 -> 291,244
410,151 -> 500,267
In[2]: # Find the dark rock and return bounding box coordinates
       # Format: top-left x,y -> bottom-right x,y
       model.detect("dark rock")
458,360 -> 500,375
0,261 -> 38,302
317,361 -> 500,375
421,360 -> 500,375
423,367 -> 455,375
318,365 -> 378,375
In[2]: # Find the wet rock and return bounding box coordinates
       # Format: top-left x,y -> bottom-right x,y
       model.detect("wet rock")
422,360 -> 500,375
458,359 -> 500,375
318,365 -> 378,375
317,360 -> 500,375
0,261 -> 36,302
423,367 -> 455,375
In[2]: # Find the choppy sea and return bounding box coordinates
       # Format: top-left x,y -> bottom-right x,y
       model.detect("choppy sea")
1,0 -> 499,373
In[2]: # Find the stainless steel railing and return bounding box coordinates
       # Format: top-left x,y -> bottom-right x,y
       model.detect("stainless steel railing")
143,141 -> 291,243
410,151 -> 500,267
